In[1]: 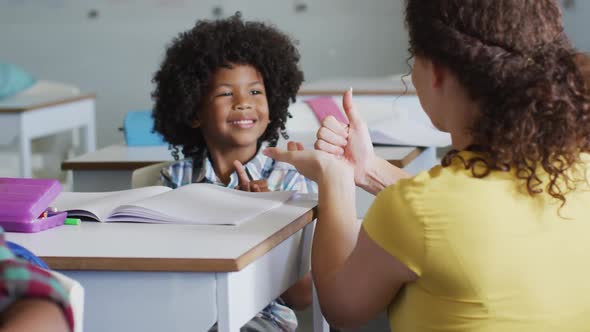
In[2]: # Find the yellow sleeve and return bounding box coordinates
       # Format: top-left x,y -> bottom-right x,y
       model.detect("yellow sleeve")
362,180 -> 425,276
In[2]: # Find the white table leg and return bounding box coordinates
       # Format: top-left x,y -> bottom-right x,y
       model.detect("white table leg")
80,105 -> 96,154
216,272 -> 242,332
300,222 -> 314,278
216,228 -> 308,332
18,130 -> 32,178
301,221 -> 330,332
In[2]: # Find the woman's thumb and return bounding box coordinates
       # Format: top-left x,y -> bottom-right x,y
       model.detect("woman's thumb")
342,87 -> 360,124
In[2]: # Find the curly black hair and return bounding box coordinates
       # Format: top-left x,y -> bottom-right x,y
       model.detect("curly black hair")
152,13 -> 303,160
406,0 -> 590,207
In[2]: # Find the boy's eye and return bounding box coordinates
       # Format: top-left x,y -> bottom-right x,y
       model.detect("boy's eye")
251,90 -> 263,95
217,92 -> 232,97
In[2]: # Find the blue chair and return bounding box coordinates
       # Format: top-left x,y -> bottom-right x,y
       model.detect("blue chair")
123,110 -> 167,146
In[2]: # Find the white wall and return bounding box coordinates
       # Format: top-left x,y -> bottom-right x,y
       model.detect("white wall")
562,1 -> 590,52
0,0 -> 408,149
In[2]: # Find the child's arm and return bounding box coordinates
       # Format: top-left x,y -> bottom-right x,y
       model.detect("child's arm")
0,232 -> 74,332
280,274 -> 313,310
0,298 -> 70,332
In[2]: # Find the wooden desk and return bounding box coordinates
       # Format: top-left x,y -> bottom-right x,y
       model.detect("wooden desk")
7,195 -> 320,332
0,92 -> 96,178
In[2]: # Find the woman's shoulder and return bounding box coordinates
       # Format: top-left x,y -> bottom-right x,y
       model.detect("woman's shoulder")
390,163 -> 458,196
379,159 -> 497,211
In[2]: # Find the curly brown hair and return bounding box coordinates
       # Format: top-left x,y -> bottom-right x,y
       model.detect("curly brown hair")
152,13 -> 303,161
576,53 -> 590,91
405,0 -> 590,206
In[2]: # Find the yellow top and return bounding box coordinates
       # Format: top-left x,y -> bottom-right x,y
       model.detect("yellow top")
363,152 -> 590,332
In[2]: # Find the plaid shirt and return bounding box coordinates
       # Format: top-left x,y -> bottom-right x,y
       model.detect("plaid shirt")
161,149 -> 317,194
0,228 -> 74,331
161,149 -> 317,331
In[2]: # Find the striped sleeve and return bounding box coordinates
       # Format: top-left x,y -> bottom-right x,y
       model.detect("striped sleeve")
280,169 -> 318,194
160,159 -> 194,188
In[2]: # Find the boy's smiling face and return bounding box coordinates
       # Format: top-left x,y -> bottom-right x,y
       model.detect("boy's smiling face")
197,63 -> 270,152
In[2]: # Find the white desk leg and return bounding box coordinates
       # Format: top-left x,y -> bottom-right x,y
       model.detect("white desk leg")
217,272 -> 241,332
81,120 -> 96,154
18,128 -> 32,178
303,221 -> 330,332
216,228 -> 307,332
313,284 -> 330,332
300,221 -> 314,277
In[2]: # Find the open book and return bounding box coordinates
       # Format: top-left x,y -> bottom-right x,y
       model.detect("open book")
51,183 -> 294,226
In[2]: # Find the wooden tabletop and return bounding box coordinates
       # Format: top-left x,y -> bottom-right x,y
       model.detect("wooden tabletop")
0,94 -> 96,113
62,144 -> 424,171
299,75 -> 417,96
6,195 -> 317,272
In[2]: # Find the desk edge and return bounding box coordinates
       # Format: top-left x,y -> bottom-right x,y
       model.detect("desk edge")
62,161 -> 164,171
0,94 -> 96,113
42,208 -> 317,272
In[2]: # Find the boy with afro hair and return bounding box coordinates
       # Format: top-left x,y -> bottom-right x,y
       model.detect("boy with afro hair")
152,13 -> 315,331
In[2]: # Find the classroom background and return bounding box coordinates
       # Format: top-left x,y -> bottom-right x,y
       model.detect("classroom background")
0,0 -> 587,180
1,1 -> 588,331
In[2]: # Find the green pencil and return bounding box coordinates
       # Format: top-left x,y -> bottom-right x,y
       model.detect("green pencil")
64,218 -> 81,226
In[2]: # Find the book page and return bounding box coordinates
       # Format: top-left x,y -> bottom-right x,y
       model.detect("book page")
109,183 -> 294,225
51,186 -> 171,221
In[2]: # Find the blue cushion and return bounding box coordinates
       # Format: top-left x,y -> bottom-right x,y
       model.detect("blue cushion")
124,111 -> 167,146
0,63 -> 36,100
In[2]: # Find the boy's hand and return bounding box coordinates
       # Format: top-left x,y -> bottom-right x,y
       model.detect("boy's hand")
233,160 -> 269,192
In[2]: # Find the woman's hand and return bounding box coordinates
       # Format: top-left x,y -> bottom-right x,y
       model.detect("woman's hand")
264,141 -> 351,184
233,160 -> 269,192
315,89 -> 377,187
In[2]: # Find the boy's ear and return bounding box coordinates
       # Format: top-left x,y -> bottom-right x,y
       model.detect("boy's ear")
191,119 -> 201,128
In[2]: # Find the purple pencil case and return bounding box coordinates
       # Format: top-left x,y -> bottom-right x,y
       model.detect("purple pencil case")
0,177 -> 66,233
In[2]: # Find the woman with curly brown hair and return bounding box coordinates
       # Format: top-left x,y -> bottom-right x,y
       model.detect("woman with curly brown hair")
264,0 -> 590,331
